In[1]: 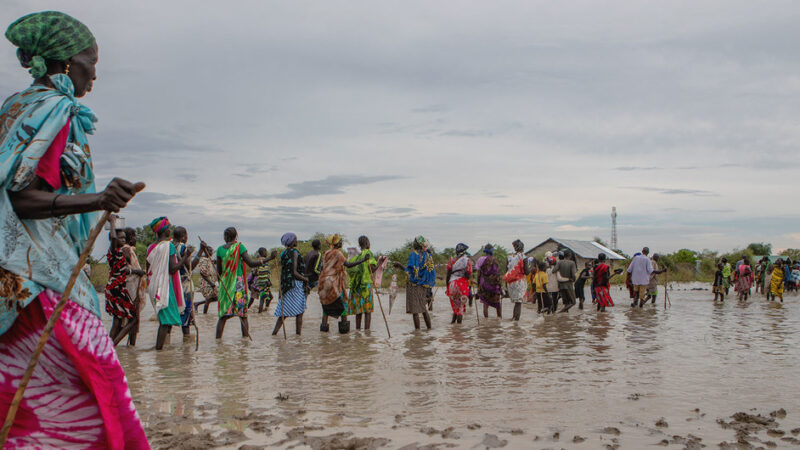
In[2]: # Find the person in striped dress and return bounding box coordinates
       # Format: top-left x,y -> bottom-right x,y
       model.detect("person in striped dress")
272,233 -> 309,335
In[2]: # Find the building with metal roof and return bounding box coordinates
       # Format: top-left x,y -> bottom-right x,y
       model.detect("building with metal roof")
525,238 -> 626,268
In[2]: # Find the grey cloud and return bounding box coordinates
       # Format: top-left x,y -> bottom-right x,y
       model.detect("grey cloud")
412,104 -> 448,113
615,166 -> 661,171
272,175 -> 405,199
624,186 -> 718,197
440,129 -> 494,137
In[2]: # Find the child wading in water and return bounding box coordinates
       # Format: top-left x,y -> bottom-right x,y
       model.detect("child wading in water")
712,263 -> 725,302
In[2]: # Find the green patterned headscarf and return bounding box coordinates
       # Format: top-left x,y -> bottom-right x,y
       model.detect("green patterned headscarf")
5,11 -> 95,79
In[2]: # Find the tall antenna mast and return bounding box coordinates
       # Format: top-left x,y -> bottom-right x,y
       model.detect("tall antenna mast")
611,206 -> 618,250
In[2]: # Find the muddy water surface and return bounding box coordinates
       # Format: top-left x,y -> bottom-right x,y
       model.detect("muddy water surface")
112,285 -> 800,449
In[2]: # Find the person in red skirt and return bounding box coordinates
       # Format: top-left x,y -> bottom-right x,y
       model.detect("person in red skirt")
593,254 -> 622,312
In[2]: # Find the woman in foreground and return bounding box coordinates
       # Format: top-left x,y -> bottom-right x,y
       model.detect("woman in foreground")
0,11 -> 147,447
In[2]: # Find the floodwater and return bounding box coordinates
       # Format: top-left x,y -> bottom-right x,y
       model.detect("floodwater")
111,284 -> 800,449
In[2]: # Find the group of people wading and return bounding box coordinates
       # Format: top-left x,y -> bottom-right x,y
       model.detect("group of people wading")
104,230 -> 679,349
712,256 -> 798,303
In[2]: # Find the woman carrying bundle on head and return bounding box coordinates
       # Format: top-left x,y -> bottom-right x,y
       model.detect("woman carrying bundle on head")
446,243 -> 473,324
0,11 -> 148,447
215,227 -> 264,339
273,233 -> 309,335
476,244 -> 503,318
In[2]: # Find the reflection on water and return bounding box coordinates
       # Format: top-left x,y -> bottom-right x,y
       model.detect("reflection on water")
112,285 -> 800,448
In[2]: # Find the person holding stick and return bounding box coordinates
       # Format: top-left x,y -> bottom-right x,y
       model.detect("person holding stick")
215,227 -> 263,339
0,11 -> 147,447
318,234 -> 368,333
195,240 -> 219,314
345,236 -> 378,330
273,233 -> 309,335
394,236 -> 434,330
147,217 -> 193,350
446,243 -> 473,324
118,227 -> 146,345
475,244 -> 503,318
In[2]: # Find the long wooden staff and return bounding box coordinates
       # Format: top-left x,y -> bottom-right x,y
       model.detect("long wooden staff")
187,239 -> 199,351
664,270 -> 670,309
278,290 -> 287,340
1,210 -> 112,445
372,286 -> 391,338
473,283 -> 481,325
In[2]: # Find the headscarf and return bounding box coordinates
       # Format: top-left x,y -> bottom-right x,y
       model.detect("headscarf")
149,216 -> 170,235
6,11 -> 96,79
327,234 -> 342,247
455,243 -> 468,254
484,244 -> 494,255
280,232 -> 297,247
415,235 -> 429,251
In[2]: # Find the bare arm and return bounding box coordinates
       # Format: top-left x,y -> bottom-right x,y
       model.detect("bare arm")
9,177 -> 144,219
292,252 -> 308,282
241,251 -> 262,268
344,256 -> 368,268
170,247 -> 192,274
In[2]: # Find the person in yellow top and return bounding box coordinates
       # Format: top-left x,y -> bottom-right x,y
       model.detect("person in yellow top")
770,259 -> 785,302
533,261 -> 549,314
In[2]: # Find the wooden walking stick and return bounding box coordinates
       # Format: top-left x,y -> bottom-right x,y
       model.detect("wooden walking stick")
1,210 -> 114,445
471,283 -> 480,324
664,270 -> 670,309
372,287 -> 391,338
279,291 -> 287,340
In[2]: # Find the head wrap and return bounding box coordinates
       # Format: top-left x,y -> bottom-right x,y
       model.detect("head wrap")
6,11 -> 96,79
327,234 -> 342,247
280,232 -> 297,247
414,235 -> 430,251
483,244 -> 494,256
149,216 -> 170,235
455,243 -> 468,254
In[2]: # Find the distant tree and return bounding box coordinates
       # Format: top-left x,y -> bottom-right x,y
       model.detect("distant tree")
672,249 -> 697,264
593,236 -> 609,247
780,248 -> 800,261
746,242 -> 772,256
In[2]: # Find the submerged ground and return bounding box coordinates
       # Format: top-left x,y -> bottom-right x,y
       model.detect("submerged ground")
110,284 -> 800,449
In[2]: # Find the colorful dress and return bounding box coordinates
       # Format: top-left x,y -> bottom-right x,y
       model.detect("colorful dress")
477,255 -> 503,308
104,246 -> 134,319
722,263 -> 732,290
217,242 -> 249,318
770,267 -> 784,299
275,248 -> 307,317
197,256 -> 218,301
147,241 -> 182,326
504,252 -> 527,303
345,249 -> 377,315
255,264 -> 273,306
318,249 -> 347,317
0,74 -> 148,447
446,255 -> 473,315
405,250 -> 435,314
593,263 -> 614,307
734,264 -> 752,294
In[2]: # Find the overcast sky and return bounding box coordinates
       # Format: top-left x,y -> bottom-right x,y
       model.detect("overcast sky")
2,1 -> 798,256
